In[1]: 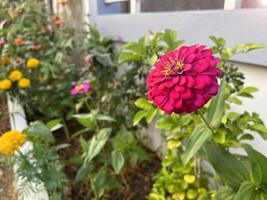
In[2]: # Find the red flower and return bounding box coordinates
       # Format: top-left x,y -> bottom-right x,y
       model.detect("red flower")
146,45 -> 222,114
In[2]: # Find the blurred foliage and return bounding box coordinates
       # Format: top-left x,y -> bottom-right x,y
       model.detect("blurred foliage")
0,0 -> 81,120
65,27 -> 151,199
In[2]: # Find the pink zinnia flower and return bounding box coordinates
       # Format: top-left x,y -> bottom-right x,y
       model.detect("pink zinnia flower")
0,38 -> 6,46
71,83 -> 90,95
147,45 -> 222,114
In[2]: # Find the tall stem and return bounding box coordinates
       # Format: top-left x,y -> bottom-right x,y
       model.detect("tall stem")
197,110 -> 215,135
61,116 -> 70,141
84,100 -> 91,113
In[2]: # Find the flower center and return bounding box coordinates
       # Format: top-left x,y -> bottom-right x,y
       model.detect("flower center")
75,84 -> 84,91
176,61 -> 184,74
162,59 -> 184,76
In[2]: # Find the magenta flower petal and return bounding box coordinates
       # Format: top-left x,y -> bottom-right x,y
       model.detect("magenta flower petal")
70,83 -> 91,96
146,45 -> 222,114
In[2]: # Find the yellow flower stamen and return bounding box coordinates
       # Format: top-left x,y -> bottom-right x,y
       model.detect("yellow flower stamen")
176,61 -> 183,70
75,84 -> 84,91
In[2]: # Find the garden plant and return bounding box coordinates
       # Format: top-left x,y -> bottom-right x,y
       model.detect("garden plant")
120,30 -> 267,200
0,0 -> 267,200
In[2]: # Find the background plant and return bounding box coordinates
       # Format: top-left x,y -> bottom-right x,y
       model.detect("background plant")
120,30 -> 267,200
0,0 -> 81,120
0,120 -> 67,200
49,27 -> 153,199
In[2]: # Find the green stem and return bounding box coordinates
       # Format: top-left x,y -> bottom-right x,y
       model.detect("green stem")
197,110 -> 215,135
61,116 -> 70,141
84,100 -> 91,113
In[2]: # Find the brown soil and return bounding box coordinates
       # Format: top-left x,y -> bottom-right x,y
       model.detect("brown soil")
0,94 -> 17,200
0,95 -> 10,133
55,128 -> 161,200
108,151 -> 161,200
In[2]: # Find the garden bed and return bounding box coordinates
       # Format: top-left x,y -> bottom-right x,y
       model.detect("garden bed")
0,94 -> 16,200
54,126 -> 161,200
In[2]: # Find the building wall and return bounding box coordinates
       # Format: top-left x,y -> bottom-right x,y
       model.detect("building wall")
141,0 -> 225,12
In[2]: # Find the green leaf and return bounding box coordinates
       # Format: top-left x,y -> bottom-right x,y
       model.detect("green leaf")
206,79 -> 226,128
147,54 -> 158,66
209,36 -> 226,47
241,86 -> 258,94
145,108 -> 158,124
111,151 -> 125,174
95,114 -> 116,122
213,187 -> 236,200
148,193 -> 166,200
239,134 -> 254,141
79,136 -> 89,153
156,116 -> 175,130
46,118 -> 63,132
75,164 -> 92,183
134,98 -> 154,110
238,92 -> 254,98
118,51 -> 141,63
233,181 -> 256,200
233,43 -> 265,54
73,113 -> 95,129
91,169 -> 108,197
204,143 -> 249,189
228,97 -> 242,105
123,42 -> 142,54
105,176 -> 122,190
163,29 -> 184,50
25,121 -> 55,143
84,128 -> 112,163
249,124 -> 267,140
133,110 -> 147,126
182,124 -> 212,164
213,130 -> 226,144
243,144 -> 267,186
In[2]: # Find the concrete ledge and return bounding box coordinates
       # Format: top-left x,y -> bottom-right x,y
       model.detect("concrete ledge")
7,95 -> 49,200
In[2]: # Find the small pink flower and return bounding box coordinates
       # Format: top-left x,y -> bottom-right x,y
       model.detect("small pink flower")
146,45 -> 222,114
71,83 -> 90,95
0,38 -> 6,46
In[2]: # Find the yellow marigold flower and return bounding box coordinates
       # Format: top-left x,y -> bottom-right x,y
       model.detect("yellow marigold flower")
9,70 -> 22,81
18,78 -> 31,89
0,131 -> 26,156
26,58 -> 40,68
0,79 -> 12,90
184,174 -> 196,184
1,56 -> 10,65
